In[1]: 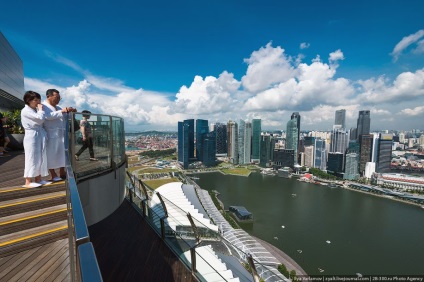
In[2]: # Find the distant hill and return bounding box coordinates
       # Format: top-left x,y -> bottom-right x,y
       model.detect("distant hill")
125,130 -> 177,136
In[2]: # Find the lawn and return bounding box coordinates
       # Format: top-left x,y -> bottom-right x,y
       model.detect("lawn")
220,167 -> 251,176
143,177 -> 180,189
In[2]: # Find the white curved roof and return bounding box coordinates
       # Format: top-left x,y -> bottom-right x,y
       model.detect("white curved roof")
150,182 -> 218,232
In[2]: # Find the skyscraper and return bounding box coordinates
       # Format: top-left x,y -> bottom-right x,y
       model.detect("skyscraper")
259,134 -> 274,167
238,120 -> 252,164
286,117 -> 299,164
330,126 -> 349,154
327,152 -> 344,173
344,153 -> 359,180
314,138 -> 326,170
359,134 -> 373,175
227,120 -> 238,164
376,134 -> 393,173
214,123 -> 227,155
178,120 -> 194,169
202,132 -> 216,167
251,119 -> 261,162
291,112 -> 301,157
0,32 -> 25,111
356,110 -> 371,139
304,145 -> 315,168
196,119 -> 209,161
335,109 -> 346,129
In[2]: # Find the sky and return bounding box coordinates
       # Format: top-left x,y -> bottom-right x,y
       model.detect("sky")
1,0 -> 424,132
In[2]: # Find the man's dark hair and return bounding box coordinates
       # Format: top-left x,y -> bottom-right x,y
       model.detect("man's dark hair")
23,91 -> 42,105
46,89 -> 59,97
82,110 -> 92,118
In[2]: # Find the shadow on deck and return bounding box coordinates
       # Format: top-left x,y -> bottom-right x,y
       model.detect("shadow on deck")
88,200 -> 195,282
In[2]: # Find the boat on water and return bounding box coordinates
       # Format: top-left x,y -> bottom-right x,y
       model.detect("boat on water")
328,183 -> 338,188
191,177 -> 200,180
318,268 -> 324,273
326,240 -> 331,244
291,193 -> 297,197
297,250 -> 302,253
356,273 -> 363,278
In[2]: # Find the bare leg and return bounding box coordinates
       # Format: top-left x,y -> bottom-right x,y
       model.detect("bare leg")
59,167 -> 66,179
25,177 -> 32,187
34,175 -> 42,183
49,169 -> 58,180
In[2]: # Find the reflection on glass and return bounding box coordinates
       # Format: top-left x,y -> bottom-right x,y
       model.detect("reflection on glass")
70,113 -> 125,180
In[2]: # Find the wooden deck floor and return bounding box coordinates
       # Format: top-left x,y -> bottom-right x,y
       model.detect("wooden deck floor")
0,238 -> 71,281
0,150 -> 71,281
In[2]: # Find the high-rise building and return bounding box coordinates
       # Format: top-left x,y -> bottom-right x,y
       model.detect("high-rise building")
273,149 -> 295,169
0,32 -> 25,111
344,153 -> 359,180
327,152 -> 344,173
335,109 -> 346,129
202,132 -> 216,167
286,117 -> 299,164
227,121 -> 238,164
178,120 -> 194,169
259,134 -> 274,167
359,134 -> 373,175
399,132 -> 405,143
251,119 -> 261,162
214,123 -> 227,155
376,134 -> 393,173
196,119 -> 209,161
290,112 -> 301,157
330,126 -> 349,154
356,110 -> 371,139
314,138 -> 326,170
350,128 -> 357,140
304,145 -> 314,168
238,120 -> 252,164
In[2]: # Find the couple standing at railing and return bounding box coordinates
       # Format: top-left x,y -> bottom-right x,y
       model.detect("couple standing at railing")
21,89 -> 97,188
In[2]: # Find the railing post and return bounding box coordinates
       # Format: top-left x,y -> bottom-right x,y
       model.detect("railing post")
247,253 -> 260,282
160,217 -> 166,239
141,200 -> 146,217
187,213 -> 201,245
190,247 -> 196,275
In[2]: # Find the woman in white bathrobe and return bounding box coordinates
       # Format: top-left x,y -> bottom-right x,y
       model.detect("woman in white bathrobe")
21,91 -> 48,187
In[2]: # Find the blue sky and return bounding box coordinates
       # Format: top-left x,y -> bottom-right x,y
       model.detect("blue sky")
2,0 -> 424,132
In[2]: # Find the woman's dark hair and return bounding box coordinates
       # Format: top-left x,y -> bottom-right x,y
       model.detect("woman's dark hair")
23,91 -> 42,105
82,110 -> 92,118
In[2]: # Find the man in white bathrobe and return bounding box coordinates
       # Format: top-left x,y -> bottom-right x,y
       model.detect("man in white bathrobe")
43,89 -> 77,181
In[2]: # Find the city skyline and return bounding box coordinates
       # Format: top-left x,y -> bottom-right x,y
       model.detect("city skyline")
1,1 -> 424,131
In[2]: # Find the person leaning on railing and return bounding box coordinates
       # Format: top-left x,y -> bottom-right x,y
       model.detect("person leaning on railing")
75,110 -> 98,161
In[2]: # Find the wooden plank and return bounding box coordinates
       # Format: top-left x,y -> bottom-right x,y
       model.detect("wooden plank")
32,243 -> 69,281
1,243 -> 56,281
6,238 -> 63,281
0,247 -> 40,280
15,239 -> 68,281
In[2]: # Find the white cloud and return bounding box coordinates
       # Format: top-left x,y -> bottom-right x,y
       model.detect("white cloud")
29,43 -> 424,131
391,29 -> 424,61
173,71 -> 240,115
241,42 -> 295,92
400,106 -> 424,116
300,42 -> 310,49
355,69 -> 424,104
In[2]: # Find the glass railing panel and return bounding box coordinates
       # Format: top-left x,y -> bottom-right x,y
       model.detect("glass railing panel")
112,116 -> 125,166
69,113 -> 125,181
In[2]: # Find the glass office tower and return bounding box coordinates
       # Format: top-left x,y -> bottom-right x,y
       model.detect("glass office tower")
0,31 -> 25,111
251,119 -> 261,162
196,119 -> 209,161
